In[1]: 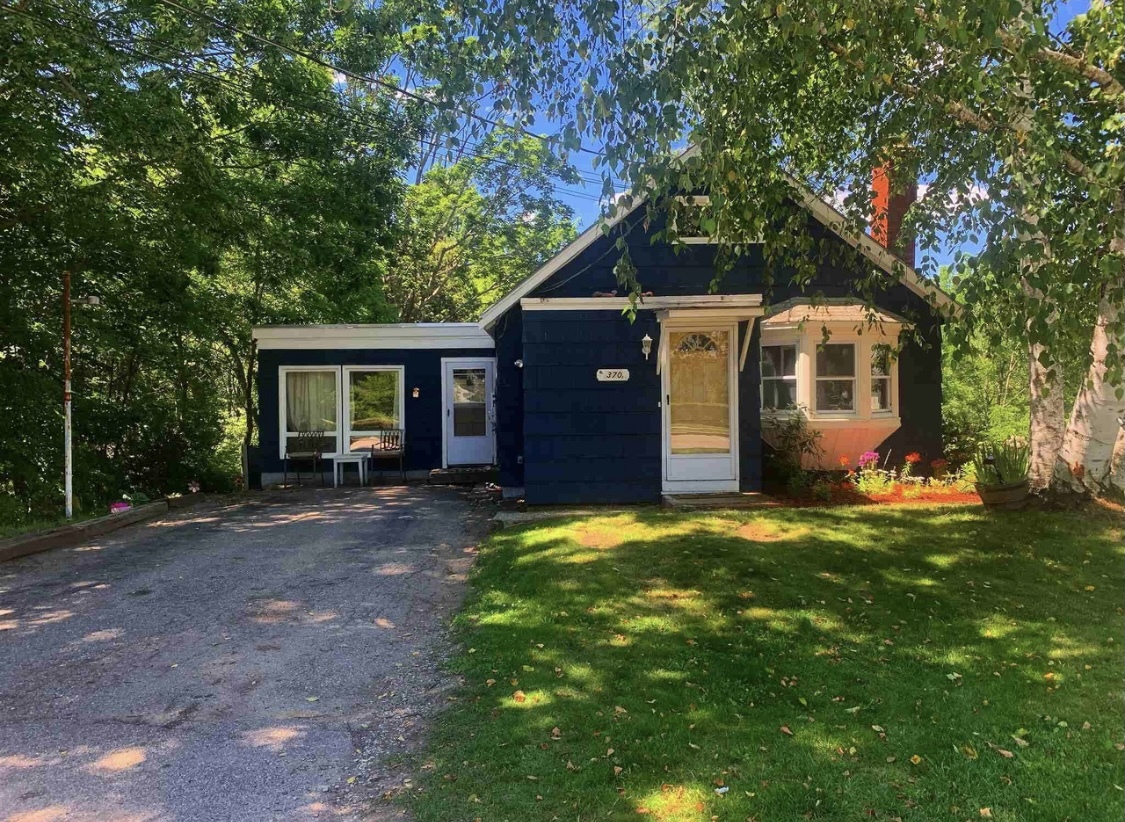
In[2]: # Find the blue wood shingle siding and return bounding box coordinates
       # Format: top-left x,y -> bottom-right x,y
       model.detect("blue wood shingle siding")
257,348 -> 492,474
522,310 -> 662,504
518,209 -> 944,471
492,308 -> 525,489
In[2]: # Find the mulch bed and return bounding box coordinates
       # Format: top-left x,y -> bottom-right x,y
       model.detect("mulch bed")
782,483 -> 981,508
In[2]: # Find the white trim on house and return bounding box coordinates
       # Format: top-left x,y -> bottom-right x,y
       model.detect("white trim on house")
440,356 -> 498,469
254,323 -> 494,350
478,200 -> 647,329
520,294 -> 764,312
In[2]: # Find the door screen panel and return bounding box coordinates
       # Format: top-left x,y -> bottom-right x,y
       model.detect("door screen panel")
452,369 -> 487,437
668,330 -> 731,454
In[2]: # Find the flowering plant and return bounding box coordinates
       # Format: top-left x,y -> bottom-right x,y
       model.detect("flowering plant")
930,458 -> 949,480
838,455 -> 850,467
852,450 -> 894,494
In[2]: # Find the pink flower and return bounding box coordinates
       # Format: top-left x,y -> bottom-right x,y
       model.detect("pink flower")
858,451 -> 880,468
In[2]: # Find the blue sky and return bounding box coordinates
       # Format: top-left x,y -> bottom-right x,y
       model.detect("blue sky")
545,0 -> 1089,273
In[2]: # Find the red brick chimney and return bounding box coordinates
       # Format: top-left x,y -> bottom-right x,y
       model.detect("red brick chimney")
871,162 -> 917,268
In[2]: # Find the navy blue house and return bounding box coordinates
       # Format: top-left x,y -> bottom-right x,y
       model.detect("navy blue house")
254,178 -> 951,504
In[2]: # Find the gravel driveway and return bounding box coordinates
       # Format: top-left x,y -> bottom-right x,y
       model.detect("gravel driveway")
0,486 -> 485,822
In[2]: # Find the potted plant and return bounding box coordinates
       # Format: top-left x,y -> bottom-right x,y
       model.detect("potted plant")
972,439 -> 1031,510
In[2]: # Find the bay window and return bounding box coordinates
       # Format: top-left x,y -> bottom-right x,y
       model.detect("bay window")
870,346 -> 893,413
815,343 -> 856,412
761,344 -> 797,410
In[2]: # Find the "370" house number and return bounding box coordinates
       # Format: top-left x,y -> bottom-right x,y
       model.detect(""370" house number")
596,369 -> 630,382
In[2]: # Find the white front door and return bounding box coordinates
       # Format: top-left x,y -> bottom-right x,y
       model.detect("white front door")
662,325 -> 739,492
443,359 -> 496,466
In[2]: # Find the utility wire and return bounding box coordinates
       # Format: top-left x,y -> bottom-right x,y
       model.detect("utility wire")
1,0 -> 611,204
154,0 -> 608,161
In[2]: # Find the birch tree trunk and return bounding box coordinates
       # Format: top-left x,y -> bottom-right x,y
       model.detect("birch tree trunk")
1026,332 -> 1066,490
1054,289 -> 1123,493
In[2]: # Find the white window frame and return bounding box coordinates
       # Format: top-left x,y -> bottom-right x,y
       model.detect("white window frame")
672,195 -> 717,244
814,342 -> 858,416
869,345 -> 895,416
342,365 -> 405,455
759,327 -> 899,424
278,365 -> 343,459
760,343 -> 799,411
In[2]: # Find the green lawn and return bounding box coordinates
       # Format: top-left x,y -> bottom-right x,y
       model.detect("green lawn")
409,504 -> 1124,822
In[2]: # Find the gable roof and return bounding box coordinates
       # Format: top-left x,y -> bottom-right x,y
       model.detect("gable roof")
478,164 -> 953,330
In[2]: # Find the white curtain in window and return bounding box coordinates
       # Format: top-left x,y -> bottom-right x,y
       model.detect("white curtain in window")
286,371 -> 337,432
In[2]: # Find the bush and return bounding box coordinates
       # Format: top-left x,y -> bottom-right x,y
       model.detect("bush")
971,439 -> 1031,487
762,408 -> 823,496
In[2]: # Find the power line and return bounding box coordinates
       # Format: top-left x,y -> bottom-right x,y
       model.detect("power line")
153,0 -> 607,160
2,1 -> 611,204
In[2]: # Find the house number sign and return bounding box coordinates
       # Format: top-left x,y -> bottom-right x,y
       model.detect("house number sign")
596,368 -> 630,382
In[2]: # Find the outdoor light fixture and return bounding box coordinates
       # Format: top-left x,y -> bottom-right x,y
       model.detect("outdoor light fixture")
412,387 -> 420,398
514,359 -> 524,369
641,334 -> 653,360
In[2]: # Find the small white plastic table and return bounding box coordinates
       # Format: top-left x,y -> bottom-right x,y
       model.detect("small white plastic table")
333,453 -> 367,487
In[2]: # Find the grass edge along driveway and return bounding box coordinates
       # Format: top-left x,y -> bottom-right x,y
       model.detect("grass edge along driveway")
407,504 -> 1124,822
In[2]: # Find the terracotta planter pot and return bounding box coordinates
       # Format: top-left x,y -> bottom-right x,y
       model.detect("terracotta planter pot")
974,478 -> 1030,511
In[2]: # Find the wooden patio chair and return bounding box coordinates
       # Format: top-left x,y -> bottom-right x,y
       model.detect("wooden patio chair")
368,429 -> 405,484
284,429 -> 326,487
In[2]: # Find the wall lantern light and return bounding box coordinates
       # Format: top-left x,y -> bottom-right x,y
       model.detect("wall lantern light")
412,387 -> 420,398
514,359 -> 524,369
641,334 -> 653,360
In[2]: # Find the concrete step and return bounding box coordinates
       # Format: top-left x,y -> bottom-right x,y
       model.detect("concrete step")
661,492 -> 783,510
428,466 -> 498,486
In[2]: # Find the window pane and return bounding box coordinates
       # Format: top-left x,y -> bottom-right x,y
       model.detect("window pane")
816,379 -> 855,411
350,371 -> 399,430
670,331 -> 730,453
761,345 -> 796,378
452,369 -> 487,437
286,371 -> 337,433
871,378 -> 891,411
871,346 -> 892,377
762,379 -> 796,410
816,343 -> 855,377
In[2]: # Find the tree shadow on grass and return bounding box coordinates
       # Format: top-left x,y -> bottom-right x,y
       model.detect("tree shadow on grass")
410,505 -> 1124,822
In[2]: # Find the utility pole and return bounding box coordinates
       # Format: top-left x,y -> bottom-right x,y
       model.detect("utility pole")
63,270 -> 73,519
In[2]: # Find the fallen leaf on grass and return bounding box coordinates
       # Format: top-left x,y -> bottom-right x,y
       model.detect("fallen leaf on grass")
513,690 -> 526,703
910,755 -> 922,765
614,766 -> 623,776
780,725 -> 794,736
980,809 -> 992,818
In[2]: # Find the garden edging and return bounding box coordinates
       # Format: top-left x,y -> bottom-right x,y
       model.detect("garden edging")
0,500 -> 171,563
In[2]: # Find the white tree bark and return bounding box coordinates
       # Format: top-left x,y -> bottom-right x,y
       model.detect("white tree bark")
1055,290 -> 1125,494
1111,424 -> 1125,492
1027,334 -> 1066,490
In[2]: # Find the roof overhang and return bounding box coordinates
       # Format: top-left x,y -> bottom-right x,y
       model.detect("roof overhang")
253,323 -> 494,351
762,298 -> 912,331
